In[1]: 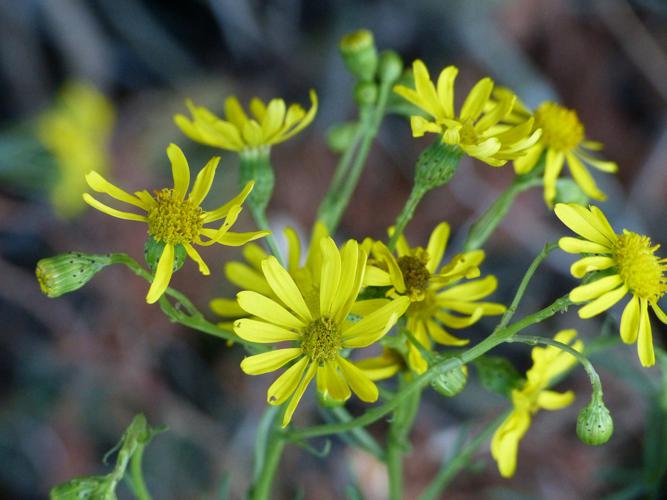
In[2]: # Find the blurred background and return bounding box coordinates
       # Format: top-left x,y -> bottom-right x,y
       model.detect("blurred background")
1,0 -> 667,498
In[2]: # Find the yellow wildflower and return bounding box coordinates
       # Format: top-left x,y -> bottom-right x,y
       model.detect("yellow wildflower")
354,348 -> 405,381
491,330 -> 582,478
393,60 -> 540,166
210,222 -> 329,328
174,91 -> 318,152
37,82 -> 114,218
83,143 -> 269,303
513,101 -> 618,207
234,237 -> 410,426
555,203 -> 667,366
365,223 -> 505,373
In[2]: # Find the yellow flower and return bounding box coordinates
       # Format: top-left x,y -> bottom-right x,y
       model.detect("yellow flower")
514,101 -> 618,207
491,330 -> 582,478
354,348 -> 405,381
83,143 -> 269,304
393,60 -> 541,167
210,222 -> 330,329
234,237 -> 410,426
174,91 -> 318,152
555,203 -> 667,367
37,82 -> 115,218
365,223 -> 505,373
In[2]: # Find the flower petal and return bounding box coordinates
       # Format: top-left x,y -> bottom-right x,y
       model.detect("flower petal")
460,77 -> 493,121
225,261 -> 273,295
268,356 -> 308,406
336,356 -> 379,402
183,243 -> 210,275
570,256 -> 615,279
188,156 -> 220,206
426,320 -> 469,346
637,299 -> 655,367
146,244 -> 174,304
167,143 -> 190,200
85,172 -> 146,209
426,222 -> 450,274
210,298 -> 245,317
321,362 -> 351,401
620,295 -> 640,344
236,291 -> 305,329
82,193 -> 146,222
202,181 -> 254,223
262,256 -> 312,322
537,390 -> 575,410
234,318 -> 300,343
319,237 -> 342,317
554,203 -> 616,246
559,237 -> 612,255
571,275 -> 623,303
567,152 -> 606,201
342,297 -> 409,347
241,348 -> 302,375
282,360 -> 316,427
578,285 -> 627,318
543,149 -> 565,206
437,276 -> 498,301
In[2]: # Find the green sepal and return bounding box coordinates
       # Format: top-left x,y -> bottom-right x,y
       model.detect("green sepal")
473,355 -> 523,398
144,236 -> 186,273
413,141 -> 463,193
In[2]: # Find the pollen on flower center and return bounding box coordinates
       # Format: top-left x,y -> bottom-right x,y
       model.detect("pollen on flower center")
398,255 -> 431,300
301,317 -> 341,364
458,119 -> 479,145
146,188 -> 203,244
613,231 -> 667,301
535,102 -> 584,151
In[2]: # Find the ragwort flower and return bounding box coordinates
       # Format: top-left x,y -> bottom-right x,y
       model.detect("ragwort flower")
555,203 -> 667,366
491,330 -> 582,478
234,237 -> 409,426
514,101 -> 618,207
365,223 -> 505,373
174,91 -> 318,153
83,143 -> 269,303
393,60 -> 540,166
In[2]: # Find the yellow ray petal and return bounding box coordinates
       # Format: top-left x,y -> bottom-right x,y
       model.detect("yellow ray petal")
319,237 -> 342,317
578,285 -> 627,318
284,226 -> 301,273
83,193 -> 146,222
224,96 -> 249,129
225,261 -> 273,295
342,297 -> 409,347
213,230 -> 271,247
85,171 -> 146,209
537,390 -> 575,410
637,299 -> 655,367
189,156 -> 220,207
262,256 -> 312,322
460,77 -> 493,121
426,320 -> 469,346
436,66 -> 458,117
554,204 -> 615,247
146,244 -> 174,304
559,237 -> 612,255
570,256 -> 615,279
241,348 -> 302,375
234,318 -> 300,343
322,362 -> 351,401
620,295 -> 640,344
282,361 -> 316,427
210,297 -> 246,317
566,152 -> 606,201
167,143 -> 190,200
571,275 -> 623,303
426,222 -> 450,274
336,356 -> 378,402
437,276 -> 498,302
202,181 -> 254,223
543,149 -> 565,206
236,291 -> 305,329
183,243 -> 210,275
268,356 -> 308,406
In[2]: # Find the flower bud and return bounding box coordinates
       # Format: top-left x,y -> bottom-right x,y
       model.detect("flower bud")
144,237 -> 186,273
377,50 -> 403,84
326,121 -> 359,153
474,355 -> 522,398
339,29 -> 378,82
577,396 -> 613,446
36,252 -> 112,298
354,81 -> 378,107
431,364 -> 467,397
414,141 -> 463,193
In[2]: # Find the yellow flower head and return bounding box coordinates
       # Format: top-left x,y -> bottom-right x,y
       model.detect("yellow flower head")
555,203 -> 667,367
83,143 -> 269,304
393,60 -> 541,167
365,223 -> 506,373
234,237 -> 410,427
514,101 -> 618,207
491,330 -> 582,478
354,348 -> 405,382
210,222 -> 330,327
38,82 -> 115,218
174,91 -> 318,153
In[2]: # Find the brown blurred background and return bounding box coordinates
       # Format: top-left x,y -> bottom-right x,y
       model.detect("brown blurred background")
1,0 -> 667,498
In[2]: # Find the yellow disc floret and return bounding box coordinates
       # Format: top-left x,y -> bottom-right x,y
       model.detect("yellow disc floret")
301,317 -> 341,364
613,230 -> 667,302
534,102 -> 584,151
398,253 -> 430,301
146,188 -> 203,245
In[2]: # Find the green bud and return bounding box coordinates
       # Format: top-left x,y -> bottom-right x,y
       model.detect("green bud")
326,121 -> 359,153
50,476 -> 113,500
239,147 -> 275,214
474,355 -> 523,398
377,50 -> 403,84
36,252 -> 112,298
577,396 -> 613,446
339,29 -> 378,82
431,365 -> 467,397
555,178 -> 589,205
414,141 -> 463,193
353,81 -> 378,107
144,236 -> 186,273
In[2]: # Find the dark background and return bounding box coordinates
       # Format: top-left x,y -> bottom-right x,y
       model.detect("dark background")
1,0 -> 666,498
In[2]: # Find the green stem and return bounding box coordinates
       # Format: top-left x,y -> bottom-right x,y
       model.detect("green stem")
129,446 -> 151,500
419,413 -> 507,500
507,334 -> 602,395
324,406 -> 385,461
387,380 -> 421,500
323,79 -> 394,233
495,241 -> 559,332
250,428 -> 286,500
251,205 -> 284,265
285,295 -> 572,442
387,185 -> 427,252
464,173 -> 543,251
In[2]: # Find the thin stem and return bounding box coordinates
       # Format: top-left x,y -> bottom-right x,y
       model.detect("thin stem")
285,295 -> 572,442
419,413 -> 507,500
250,428 -> 286,500
129,446 -> 152,500
324,406 -> 385,461
387,185 -> 427,252
251,206 -> 284,265
387,380 -> 421,500
507,334 -> 602,395
495,241 -> 559,332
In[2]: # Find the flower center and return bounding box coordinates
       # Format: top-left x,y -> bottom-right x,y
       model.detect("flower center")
301,317 -> 341,364
613,231 -> 667,301
146,188 -> 203,245
458,119 -> 479,145
398,254 -> 431,301
534,102 -> 584,151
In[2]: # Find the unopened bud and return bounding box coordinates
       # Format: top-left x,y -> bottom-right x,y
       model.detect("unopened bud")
326,121 -> 359,153
378,50 -> 403,83
414,141 -> 464,192
339,29 -> 378,82
474,356 -> 522,398
144,237 -> 186,273
431,365 -> 467,397
577,396 -> 613,446
354,81 -> 378,107
36,252 -> 112,298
